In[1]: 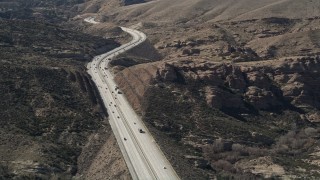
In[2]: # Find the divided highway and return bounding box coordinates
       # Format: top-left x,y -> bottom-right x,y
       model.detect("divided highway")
85,18 -> 180,180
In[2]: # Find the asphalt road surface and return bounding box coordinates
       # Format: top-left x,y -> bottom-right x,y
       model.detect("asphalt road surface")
85,18 -> 180,180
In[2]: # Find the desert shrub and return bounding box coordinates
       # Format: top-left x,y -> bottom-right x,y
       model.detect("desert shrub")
212,140 -> 226,153
203,139 -> 272,176
232,144 -> 245,152
224,152 -> 241,164
274,128 -> 318,156
251,133 -> 275,146
304,127 -> 319,136
203,139 -> 234,160
212,160 -> 235,172
232,143 -> 269,157
246,147 -> 268,156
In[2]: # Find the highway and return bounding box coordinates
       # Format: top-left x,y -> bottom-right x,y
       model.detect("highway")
85,18 -> 180,180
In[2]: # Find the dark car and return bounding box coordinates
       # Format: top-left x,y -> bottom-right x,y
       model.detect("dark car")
139,129 -> 145,133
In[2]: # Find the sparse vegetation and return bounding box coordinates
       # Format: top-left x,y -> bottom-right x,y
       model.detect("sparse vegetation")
2,0 -> 320,179
0,19 -> 119,178
140,79 -> 320,179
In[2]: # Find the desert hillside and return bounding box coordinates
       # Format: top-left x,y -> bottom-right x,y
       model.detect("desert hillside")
72,0 -> 320,179
1,0 -> 320,179
76,0 -> 320,62
88,0 -> 320,24
0,4 -> 131,179
114,56 -> 320,179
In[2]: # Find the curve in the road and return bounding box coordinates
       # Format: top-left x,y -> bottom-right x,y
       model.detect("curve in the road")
85,18 -> 180,180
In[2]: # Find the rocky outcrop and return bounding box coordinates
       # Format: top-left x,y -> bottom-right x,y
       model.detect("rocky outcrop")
205,86 -> 245,110
307,112 -> 320,123
244,86 -> 280,110
115,56 -> 320,114
114,63 -> 159,112
220,45 -> 260,62
157,63 -> 178,82
246,71 -> 271,89
114,57 -> 320,180
182,48 -> 201,56
235,156 -> 285,178
226,74 -> 246,92
163,39 -> 209,49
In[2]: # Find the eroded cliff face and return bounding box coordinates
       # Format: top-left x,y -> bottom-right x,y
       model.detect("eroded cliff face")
114,64 -> 159,112
114,56 -> 320,178
116,57 -> 320,120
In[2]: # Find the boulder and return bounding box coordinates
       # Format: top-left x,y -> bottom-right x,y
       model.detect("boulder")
196,39 -> 205,44
182,49 -> 191,55
205,86 -> 245,109
194,159 -> 211,169
245,86 -> 280,110
307,112 -> 320,123
186,41 -> 196,46
281,82 -> 305,97
182,48 -> 201,56
274,74 -> 290,84
190,49 -> 201,54
246,71 -> 271,89
173,41 -> 182,48
157,63 -> 177,82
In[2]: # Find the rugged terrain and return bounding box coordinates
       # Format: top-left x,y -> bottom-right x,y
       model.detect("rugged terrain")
77,0 -> 320,61
71,0 -> 320,179
0,19 -> 131,179
2,0 -> 320,179
114,57 -> 320,179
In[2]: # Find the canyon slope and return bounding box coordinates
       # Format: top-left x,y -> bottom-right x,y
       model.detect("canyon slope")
0,2 -> 132,179
74,0 -> 320,179
1,0 -> 320,179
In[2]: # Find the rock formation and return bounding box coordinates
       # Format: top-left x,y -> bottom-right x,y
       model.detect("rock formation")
115,56 -> 320,116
